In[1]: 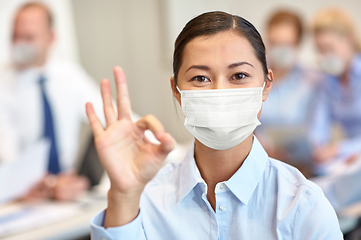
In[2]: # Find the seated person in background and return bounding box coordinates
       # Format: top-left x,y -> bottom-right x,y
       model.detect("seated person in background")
310,8 -> 361,175
256,10 -> 320,177
0,2 -> 105,200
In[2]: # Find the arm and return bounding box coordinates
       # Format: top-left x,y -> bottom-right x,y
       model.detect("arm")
0,89 -> 20,163
338,137 -> 361,158
314,161 -> 361,210
86,67 -> 174,239
309,86 -> 331,146
309,86 -> 338,163
91,210 -> 146,240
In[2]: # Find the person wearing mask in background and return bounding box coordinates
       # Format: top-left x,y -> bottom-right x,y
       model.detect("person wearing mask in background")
256,10 -> 320,177
0,2 -> 184,202
0,2 -> 105,201
310,8 -> 361,175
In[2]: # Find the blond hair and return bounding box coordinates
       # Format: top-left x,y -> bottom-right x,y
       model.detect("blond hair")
312,8 -> 361,52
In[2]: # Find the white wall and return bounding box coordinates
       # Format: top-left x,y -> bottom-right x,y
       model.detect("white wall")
0,0 -> 79,65
72,0 -> 361,143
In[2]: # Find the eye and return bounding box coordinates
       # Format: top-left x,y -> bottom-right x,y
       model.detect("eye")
231,73 -> 248,80
191,75 -> 210,83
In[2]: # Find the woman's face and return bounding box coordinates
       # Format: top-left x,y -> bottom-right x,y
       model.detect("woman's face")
171,31 -> 272,107
315,31 -> 355,66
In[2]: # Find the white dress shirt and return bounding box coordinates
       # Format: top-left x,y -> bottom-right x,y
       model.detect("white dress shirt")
0,60 -> 105,170
91,136 -> 342,240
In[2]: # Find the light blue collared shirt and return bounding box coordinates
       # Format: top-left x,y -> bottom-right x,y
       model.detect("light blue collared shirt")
310,54 -> 361,158
90,137 -> 342,240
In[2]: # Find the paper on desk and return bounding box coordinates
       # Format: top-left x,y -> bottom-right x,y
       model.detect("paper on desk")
0,139 -> 49,205
0,201 -> 83,237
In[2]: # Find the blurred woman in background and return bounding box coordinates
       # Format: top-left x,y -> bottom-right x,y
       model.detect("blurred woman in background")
310,8 -> 361,174
257,10 -> 320,177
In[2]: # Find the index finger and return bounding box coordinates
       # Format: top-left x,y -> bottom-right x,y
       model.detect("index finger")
113,66 -> 132,120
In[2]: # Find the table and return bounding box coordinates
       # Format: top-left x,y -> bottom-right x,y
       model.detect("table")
0,193 -> 107,240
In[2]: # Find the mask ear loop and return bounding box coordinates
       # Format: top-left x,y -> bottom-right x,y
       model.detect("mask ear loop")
262,81 -> 266,90
176,86 -> 181,93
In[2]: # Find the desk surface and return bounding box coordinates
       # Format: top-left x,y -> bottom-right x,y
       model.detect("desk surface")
1,194 -> 107,240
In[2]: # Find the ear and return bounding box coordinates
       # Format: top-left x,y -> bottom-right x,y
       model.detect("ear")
48,30 -> 55,44
170,76 -> 181,105
262,69 -> 273,102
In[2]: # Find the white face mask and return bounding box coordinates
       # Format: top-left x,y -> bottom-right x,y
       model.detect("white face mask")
319,54 -> 346,77
177,85 -> 264,150
12,42 -> 38,66
268,45 -> 296,70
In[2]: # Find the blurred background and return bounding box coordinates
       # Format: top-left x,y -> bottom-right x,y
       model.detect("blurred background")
1,0 -> 361,239
0,0 -> 359,143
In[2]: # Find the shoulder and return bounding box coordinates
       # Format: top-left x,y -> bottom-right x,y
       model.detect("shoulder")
46,60 -> 93,83
46,60 -> 84,73
46,60 -> 97,91
266,158 -> 342,239
267,158 -> 327,201
267,158 -> 315,188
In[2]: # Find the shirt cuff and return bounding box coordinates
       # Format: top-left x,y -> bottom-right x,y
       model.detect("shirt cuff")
90,209 -> 144,240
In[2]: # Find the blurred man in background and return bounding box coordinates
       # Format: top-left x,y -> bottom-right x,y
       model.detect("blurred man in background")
256,10 -> 320,177
310,8 -> 361,175
0,2 -> 104,200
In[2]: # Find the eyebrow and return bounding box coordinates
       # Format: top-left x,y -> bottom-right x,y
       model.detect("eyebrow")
228,62 -> 254,69
185,65 -> 210,72
185,61 -> 254,72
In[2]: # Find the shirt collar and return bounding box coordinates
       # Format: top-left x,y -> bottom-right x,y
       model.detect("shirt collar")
178,140 -> 204,202
224,136 -> 269,205
178,136 -> 269,205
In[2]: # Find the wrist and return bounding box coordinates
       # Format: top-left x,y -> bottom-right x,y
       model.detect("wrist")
108,187 -> 143,205
104,187 -> 143,228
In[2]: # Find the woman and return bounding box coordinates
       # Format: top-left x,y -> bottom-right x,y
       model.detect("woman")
88,12 -> 341,239
257,10 -> 320,175
310,8 -> 361,173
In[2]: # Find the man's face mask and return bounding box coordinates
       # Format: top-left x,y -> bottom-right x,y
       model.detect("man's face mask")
12,42 -> 39,67
268,45 -> 296,70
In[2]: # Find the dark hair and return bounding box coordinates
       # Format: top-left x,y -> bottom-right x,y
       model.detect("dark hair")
267,10 -> 303,44
16,2 -> 54,28
173,11 -> 269,87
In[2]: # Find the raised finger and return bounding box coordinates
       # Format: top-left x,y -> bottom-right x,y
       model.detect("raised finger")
113,66 -> 132,120
86,102 -> 104,137
136,114 -> 165,139
101,79 -> 116,125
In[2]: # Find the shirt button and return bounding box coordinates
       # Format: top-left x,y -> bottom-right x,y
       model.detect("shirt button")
220,183 -> 225,189
219,205 -> 226,211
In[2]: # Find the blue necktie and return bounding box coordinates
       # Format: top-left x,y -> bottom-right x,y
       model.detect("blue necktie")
39,75 -> 60,174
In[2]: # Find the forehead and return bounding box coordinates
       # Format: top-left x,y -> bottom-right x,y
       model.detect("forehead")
315,30 -> 346,42
181,31 -> 259,67
267,23 -> 298,43
14,7 -> 49,30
